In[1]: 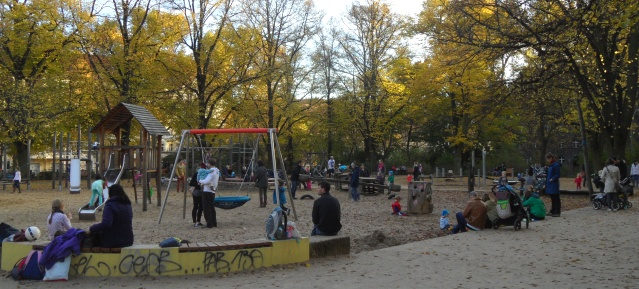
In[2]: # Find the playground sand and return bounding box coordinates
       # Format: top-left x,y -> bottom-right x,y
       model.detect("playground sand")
0,178 -> 589,253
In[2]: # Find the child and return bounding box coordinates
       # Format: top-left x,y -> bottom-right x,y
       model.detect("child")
522,190 -> 546,220
574,173 -> 583,190
407,174 -> 414,183
89,175 -> 106,208
388,170 -> 395,186
47,199 -> 72,240
498,171 -> 508,186
197,162 -> 211,181
391,196 -> 406,216
440,209 -> 452,232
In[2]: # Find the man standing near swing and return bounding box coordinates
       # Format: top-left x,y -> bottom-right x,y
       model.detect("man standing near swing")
200,159 -> 220,228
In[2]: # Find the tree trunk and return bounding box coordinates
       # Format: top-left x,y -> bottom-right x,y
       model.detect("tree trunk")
327,95 -> 333,156
406,120 -> 413,162
12,141 -> 29,178
286,134 -> 294,170
536,113 -> 549,165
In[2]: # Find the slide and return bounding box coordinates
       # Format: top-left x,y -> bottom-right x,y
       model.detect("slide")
79,154 -> 127,221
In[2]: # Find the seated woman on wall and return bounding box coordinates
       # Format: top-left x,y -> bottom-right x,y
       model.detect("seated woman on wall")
47,199 -> 73,240
89,184 -> 133,248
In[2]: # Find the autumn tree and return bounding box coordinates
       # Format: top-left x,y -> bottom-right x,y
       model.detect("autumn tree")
0,0 -> 82,175
79,0 -> 182,144
338,0 -> 406,166
420,0 -> 639,159
239,0 -> 321,163
312,27 -> 341,156
166,0 -> 262,132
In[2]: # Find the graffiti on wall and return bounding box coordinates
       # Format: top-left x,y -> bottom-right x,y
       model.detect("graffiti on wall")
70,248 -> 265,277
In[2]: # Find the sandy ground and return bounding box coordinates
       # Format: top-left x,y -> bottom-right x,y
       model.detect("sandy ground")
0,178 -> 589,254
3,194 -> 637,288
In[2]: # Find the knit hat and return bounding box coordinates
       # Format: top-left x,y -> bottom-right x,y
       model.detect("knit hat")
442,209 -> 449,216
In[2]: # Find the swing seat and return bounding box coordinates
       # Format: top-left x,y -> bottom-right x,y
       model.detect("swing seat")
214,196 -> 251,209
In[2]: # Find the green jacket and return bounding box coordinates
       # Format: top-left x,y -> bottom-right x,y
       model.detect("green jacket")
483,200 -> 499,222
523,196 -> 546,219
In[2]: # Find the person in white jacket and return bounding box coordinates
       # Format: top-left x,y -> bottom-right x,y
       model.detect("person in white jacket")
199,159 -> 220,228
630,161 -> 639,188
601,158 -> 620,211
12,169 -> 21,193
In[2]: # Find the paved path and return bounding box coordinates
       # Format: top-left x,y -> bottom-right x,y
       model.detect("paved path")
9,205 -> 639,289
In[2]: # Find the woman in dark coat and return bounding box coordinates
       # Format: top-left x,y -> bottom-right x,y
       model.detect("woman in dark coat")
254,160 -> 269,207
89,184 -> 134,247
545,153 -> 562,217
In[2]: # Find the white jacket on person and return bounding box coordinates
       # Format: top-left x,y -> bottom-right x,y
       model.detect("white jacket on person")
631,163 -> 639,176
199,167 -> 219,193
600,165 -> 620,193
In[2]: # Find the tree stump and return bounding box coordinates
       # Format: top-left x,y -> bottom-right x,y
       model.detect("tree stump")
407,181 -> 433,214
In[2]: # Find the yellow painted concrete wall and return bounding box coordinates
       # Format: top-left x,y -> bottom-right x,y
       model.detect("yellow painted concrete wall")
1,238 -> 309,277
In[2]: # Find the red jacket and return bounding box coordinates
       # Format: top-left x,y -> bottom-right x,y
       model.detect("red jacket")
392,201 -> 401,214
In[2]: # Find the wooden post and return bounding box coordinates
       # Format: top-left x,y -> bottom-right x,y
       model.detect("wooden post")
133,148 -> 141,204
66,132 -> 70,188
142,130 -> 148,212
156,135 -> 162,206
58,132 -> 63,190
52,133 -> 56,189
87,129 -> 92,190
99,129 -> 105,173
76,125 -> 81,158
26,139 -> 31,190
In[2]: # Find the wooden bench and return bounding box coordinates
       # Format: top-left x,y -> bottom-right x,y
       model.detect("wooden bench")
31,239 -> 274,253
360,183 -> 400,196
1,180 -> 24,190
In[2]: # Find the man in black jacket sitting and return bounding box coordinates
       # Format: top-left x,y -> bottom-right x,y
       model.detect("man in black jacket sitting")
311,182 -> 342,236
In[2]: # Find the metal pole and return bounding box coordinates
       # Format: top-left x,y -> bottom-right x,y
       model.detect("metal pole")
183,135 -> 189,219
1,145 -> 5,175
482,149 -> 486,185
269,129 -> 280,205
274,134 -> 298,220
471,150 -> 475,174
159,130 -> 188,224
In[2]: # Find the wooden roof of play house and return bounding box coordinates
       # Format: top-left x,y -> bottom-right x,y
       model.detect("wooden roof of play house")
91,103 -> 170,136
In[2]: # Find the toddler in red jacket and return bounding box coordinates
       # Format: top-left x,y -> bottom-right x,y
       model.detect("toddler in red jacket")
391,196 -> 406,216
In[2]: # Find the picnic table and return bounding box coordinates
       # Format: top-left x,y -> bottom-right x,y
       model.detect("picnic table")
360,177 -> 383,195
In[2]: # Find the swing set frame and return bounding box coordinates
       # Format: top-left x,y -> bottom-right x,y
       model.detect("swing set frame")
158,128 -> 297,224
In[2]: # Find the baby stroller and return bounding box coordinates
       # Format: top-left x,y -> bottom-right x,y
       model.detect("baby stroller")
591,175 -> 633,210
492,184 -> 530,231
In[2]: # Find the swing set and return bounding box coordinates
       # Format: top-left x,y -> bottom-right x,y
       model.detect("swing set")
158,128 -> 297,224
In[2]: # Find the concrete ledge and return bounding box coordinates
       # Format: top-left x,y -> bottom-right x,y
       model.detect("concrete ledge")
309,235 -> 350,258
1,238 -> 309,277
